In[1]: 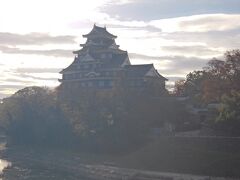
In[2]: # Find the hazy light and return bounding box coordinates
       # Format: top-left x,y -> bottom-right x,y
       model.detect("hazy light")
0,159 -> 11,174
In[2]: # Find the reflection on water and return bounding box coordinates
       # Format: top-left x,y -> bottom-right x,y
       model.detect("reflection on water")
0,142 -> 11,179
0,159 -> 11,173
0,142 -> 11,176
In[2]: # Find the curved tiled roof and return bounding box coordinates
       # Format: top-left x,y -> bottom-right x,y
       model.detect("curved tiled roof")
60,52 -> 129,73
124,64 -> 153,77
60,25 -> 167,83
125,64 -> 168,80
83,25 -> 117,39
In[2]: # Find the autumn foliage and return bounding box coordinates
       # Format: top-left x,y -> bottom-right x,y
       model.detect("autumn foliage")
174,49 -> 240,135
174,50 -> 240,104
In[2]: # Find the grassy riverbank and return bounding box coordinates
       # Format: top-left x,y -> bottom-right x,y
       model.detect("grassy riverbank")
117,137 -> 240,178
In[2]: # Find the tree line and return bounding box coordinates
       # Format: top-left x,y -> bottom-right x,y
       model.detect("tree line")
0,49 -> 239,150
174,49 -> 240,136
0,85 -> 182,151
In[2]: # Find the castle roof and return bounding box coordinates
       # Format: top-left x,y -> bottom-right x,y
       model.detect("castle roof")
60,52 -> 128,73
60,25 -> 167,83
125,64 -> 153,77
83,24 -> 117,39
125,64 -> 168,80
73,46 -> 125,55
100,53 -> 128,68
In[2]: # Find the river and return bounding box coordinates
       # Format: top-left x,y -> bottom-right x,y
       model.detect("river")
0,142 -> 238,180
0,142 -> 90,179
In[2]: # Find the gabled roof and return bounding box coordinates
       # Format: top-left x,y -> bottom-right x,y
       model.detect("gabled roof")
59,52 -> 129,74
59,63 -> 75,74
73,46 -> 125,55
81,52 -> 95,62
100,53 -> 129,68
125,64 -> 168,80
125,64 -> 153,77
83,24 -> 117,39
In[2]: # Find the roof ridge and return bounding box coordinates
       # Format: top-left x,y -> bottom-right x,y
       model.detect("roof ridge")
94,24 -> 106,30
83,24 -> 117,38
125,64 -> 153,67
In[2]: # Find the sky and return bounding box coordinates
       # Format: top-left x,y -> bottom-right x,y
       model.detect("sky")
0,0 -> 240,98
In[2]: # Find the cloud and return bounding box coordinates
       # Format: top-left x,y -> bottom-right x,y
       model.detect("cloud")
88,13 -> 240,34
0,85 -> 27,98
165,76 -> 185,82
0,77 -> 34,84
0,32 -> 76,57
0,85 -> 27,89
4,71 -> 60,82
0,73 -> 57,86
100,17 -> 147,28
0,92 -> 10,99
129,53 -> 209,75
132,52 -> 208,85
0,46 -> 73,57
164,30 -> 240,49
0,71 -> 60,98
103,0 -> 240,21
129,53 -> 164,60
0,32 -> 76,46
16,68 -> 61,74
0,0 -> 122,33
18,73 -> 58,81
159,56 -> 208,75
149,14 -> 240,33
108,0 -> 135,5
161,45 -> 222,56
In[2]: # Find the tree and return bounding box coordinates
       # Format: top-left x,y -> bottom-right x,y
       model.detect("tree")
0,86 -> 73,145
202,59 -> 230,103
174,49 -> 240,104
173,49 -> 240,136
202,50 -> 240,103
173,70 -> 208,106
215,91 -> 240,136
173,79 -> 185,96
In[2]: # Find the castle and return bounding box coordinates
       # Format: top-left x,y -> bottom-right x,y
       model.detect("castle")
59,25 -> 167,95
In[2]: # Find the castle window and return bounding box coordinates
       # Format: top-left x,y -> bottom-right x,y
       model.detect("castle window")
109,81 -> 113,87
130,81 -> 135,86
105,71 -> 110,76
103,80 -> 113,87
101,53 -> 106,59
88,81 -> 93,87
72,74 -> 77,79
81,82 -> 86,87
68,74 -> 72,79
99,81 -> 104,87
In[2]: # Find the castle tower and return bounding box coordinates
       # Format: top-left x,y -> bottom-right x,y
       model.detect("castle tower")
59,24 -> 131,89
59,25 -> 167,94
